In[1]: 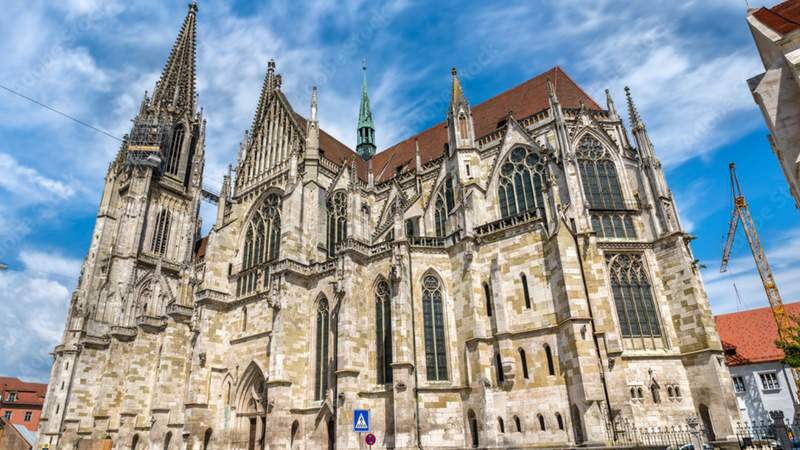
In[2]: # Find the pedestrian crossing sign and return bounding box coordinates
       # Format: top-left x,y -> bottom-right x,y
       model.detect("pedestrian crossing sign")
354,409 -> 370,432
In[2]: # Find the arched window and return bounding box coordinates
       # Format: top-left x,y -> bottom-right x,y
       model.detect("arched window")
544,344 -> 555,376
556,413 -> 564,430
166,124 -> 185,175
521,273 -> 531,309
239,193 -> 282,296
291,421 -> 299,447
241,306 -> 248,332
375,280 -> 393,384
667,386 -> 674,399
576,135 -> 624,210
132,434 -> 140,450
538,414 -> 546,431
630,387 -> 636,399
422,275 -> 448,381
607,254 -> 662,338
468,410 -> 479,448
497,146 -> 547,220
514,415 -> 522,432
444,176 -> 455,212
163,431 -> 172,450
482,282 -> 492,317
327,191 -> 348,257
314,297 -> 330,400
434,196 -> 447,238
498,417 -> 505,433
637,387 -> 644,399
459,114 -> 468,138
519,348 -> 529,379
202,429 -> 212,450
151,209 -> 171,255
675,386 -> 681,398
495,353 -> 505,384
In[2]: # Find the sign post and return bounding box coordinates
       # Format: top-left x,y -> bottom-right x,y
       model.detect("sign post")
365,433 -> 376,447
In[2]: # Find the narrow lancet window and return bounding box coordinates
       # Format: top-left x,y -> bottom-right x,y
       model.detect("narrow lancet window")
375,280 -> 393,384
422,275 -> 448,381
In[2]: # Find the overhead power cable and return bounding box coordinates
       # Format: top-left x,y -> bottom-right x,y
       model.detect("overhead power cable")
0,83 -> 123,142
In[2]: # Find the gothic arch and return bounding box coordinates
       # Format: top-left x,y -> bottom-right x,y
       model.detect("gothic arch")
236,188 -> 284,260
234,361 -> 267,449
570,130 -> 635,209
131,274 -> 174,318
486,141 -> 551,222
420,269 -> 450,381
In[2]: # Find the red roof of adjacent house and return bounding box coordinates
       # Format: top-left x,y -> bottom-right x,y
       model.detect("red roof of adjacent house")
752,0 -> 800,35
306,66 -> 601,183
715,302 -> 800,366
0,377 -> 46,406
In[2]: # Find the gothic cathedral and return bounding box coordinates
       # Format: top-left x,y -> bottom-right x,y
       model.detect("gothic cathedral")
39,4 -> 740,449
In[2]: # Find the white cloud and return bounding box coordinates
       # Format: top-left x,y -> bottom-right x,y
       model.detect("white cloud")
0,153 -> 76,202
19,249 -> 83,280
0,268 -> 70,382
702,228 -> 800,314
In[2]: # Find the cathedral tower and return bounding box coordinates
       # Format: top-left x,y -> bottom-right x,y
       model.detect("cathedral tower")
38,3 -> 204,445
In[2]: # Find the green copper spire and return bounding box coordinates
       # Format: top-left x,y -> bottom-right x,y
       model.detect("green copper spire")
357,62 -> 376,160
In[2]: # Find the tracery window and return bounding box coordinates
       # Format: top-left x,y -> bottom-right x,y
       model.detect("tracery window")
238,193 -> 282,296
497,147 -> 548,220
607,254 -> 662,338
375,280 -> 393,384
166,124 -> 185,175
327,191 -> 348,257
434,176 -> 455,238
151,209 -> 171,255
576,135 -> 624,210
422,275 -> 448,381
314,297 -> 330,400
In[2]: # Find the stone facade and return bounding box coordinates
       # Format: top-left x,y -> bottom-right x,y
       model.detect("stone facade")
38,4 -> 741,449
747,0 -> 800,210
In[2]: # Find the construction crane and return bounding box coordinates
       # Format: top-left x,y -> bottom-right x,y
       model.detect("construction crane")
720,163 -> 799,401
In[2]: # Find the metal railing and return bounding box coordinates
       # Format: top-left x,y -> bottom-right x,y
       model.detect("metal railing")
607,417 -> 710,449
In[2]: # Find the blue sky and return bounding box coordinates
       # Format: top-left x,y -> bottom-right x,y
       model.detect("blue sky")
1,0 -> 797,382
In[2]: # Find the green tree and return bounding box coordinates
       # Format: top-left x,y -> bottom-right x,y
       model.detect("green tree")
777,315 -> 800,368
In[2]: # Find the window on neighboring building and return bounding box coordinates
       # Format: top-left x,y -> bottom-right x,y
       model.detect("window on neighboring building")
327,191 -> 348,257
497,146 -> 548,220
422,274 -> 448,381
375,280 -> 393,384
576,134 -> 624,210
24,411 -> 32,422
607,254 -> 662,338
759,372 -> 780,391
314,297 -> 330,400
3,411 -> 11,420
7,392 -> 16,402
732,376 -> 746,393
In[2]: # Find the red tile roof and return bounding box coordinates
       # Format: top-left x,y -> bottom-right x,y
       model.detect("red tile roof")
752,0 -> 800,35
715,301 -> 800,366
0,377 -> 47,406
305,66 -> 601,183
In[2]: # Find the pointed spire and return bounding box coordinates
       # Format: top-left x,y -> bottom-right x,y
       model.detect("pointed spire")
605,89 -> 619,120
625,86 -> 644,131
251,59 -> 279,131
310,86 -> 318,123
357,61 -> 376,160
546,79 -> 559,104
449,68 -> 469,113
151,2 -> 198,115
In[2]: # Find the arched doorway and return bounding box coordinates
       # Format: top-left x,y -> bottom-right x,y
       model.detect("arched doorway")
467,409 -> 479,448
235,363 -> 267,450
699,404 -> 716,441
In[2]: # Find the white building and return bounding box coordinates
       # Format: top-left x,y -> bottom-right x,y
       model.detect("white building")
716,303 -> 800,423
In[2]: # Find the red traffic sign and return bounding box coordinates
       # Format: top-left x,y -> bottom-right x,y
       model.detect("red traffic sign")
365,433 -> 376,446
